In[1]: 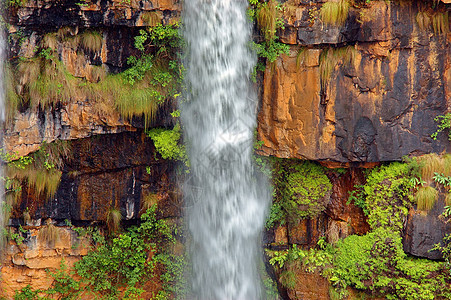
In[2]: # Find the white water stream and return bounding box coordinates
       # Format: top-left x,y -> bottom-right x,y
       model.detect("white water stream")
181,0 -> 270,299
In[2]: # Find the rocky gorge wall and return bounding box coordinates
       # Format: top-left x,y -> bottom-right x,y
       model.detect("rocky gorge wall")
0,0 -> 450,299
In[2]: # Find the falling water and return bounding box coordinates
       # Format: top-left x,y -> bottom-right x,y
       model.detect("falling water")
181,0 -> 269,299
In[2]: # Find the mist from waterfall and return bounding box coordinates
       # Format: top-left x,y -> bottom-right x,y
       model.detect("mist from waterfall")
181,0 -> 270,299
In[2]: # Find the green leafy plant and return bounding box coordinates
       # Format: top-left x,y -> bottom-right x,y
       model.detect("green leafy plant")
433,172 -> 451,188
14,205 -> 186,299
431,113 -> 451,141
283,161 -> 332,220
249,0 -> 289,67
347,185 -> 368,215
147,123 -> 188,166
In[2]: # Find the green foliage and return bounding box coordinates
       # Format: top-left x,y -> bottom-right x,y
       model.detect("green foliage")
8,0 -> 25,8
284,161 -> 332,220
9,23 -> 182,128
431,113 -> 451,141
14,205 -> 185,299
265,202 -> 284,229
147,123 -> 188,166
329,228 -> 447,299
251,40 -> 290,63
320,0 -> 350,25
13,285 -> 41,300
347,185 -> 368,215
363,162 -> 416,231
271,159 -> 451,299
433,172 -> 451,188
249,0 -> 289,67
263,159 -> 331,227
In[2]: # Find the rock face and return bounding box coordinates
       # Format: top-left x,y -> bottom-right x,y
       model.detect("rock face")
1,226 -> 88,299
257,0 -> 450,163
10,131 -> 180,223
404,197 -> 451,259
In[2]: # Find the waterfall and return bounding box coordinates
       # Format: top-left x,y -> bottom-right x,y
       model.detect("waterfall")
181,0 -> 270,299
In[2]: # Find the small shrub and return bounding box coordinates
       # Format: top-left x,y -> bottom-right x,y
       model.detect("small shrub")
431,113 -> 451,141
415,186 -> 438,211
147,123 -> 188,163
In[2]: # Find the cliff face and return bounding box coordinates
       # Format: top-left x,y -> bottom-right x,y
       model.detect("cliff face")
257,0 -> 450,163
1,0 -> 450,299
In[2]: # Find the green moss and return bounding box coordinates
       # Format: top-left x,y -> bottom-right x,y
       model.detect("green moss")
363,162 -> 416,231
271,160 -> 451,299
284,161 -> 332,220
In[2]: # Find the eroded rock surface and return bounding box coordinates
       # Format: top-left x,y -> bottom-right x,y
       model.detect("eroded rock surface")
258,0 -> 450,163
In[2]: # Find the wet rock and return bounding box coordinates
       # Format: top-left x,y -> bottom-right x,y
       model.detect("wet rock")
403,197 -> 451,259
12,131 -> 180,223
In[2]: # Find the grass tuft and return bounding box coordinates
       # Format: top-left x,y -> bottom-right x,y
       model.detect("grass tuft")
256,0 -> 280,41
41,33 -> 58,49
80,31 -> 103,52
445,193 -> 451,206
5,63 -> 21,122
38,219 -> 60,247
416,153 -> 444,182
106,208 -> 122,233
415,186 -> 438,211
320,0 -> 350,26
142,11 -> 161,26
443,154 -> 451,177
319,46 -> 355,89
141,192 -> 159,212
